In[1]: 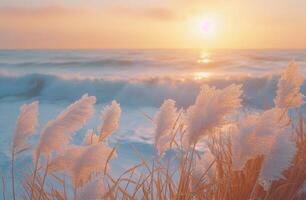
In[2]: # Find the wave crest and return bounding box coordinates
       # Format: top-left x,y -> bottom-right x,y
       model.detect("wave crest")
0,73 -> 305,109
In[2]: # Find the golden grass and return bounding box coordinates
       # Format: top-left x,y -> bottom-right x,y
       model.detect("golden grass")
2,112 -> 305,200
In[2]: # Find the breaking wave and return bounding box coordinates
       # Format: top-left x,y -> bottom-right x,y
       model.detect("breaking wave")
1,73 -> 304,109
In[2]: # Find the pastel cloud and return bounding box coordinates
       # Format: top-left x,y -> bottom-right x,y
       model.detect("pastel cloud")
109,6 -> 180,21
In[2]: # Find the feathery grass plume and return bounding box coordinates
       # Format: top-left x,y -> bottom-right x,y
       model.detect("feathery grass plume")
37,94 -> 96,159
154,99 -> 178,155
48,145 -> 86,173
194,150 -> 216,180
11,101 -> 39,200
72,143 -> 116,188
83,129 -> 99,145
184,84 -> 242,148
261,129 -> 296,183
77,177 -> 106,200
274,61 -> 305,109
99,100 -> 121,141
36,93 -> 96,200
49,143 -> 115,188
12,101 -> 39,154
232,108 -> 289,168
231,108 -> 296,182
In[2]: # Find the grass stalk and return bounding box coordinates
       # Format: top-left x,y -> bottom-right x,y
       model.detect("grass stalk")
37,158 -> 49,200
1,175 -> 6,200
11,151 -> 16,200
30,150 -> 40,200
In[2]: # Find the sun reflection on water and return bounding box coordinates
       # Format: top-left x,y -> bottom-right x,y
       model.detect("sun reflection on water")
193,72 -> 212,80
198,52 -> 211,64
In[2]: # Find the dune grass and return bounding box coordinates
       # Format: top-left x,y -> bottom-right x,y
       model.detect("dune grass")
4,107 -> 305,200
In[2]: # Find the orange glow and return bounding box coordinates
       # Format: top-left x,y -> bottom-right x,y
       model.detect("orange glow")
0,1 -> 306,49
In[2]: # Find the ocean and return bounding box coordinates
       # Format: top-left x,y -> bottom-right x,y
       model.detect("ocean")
0,49 -> 305,190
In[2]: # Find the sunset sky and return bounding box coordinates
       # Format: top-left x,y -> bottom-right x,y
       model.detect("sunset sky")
1,0 -> 306,49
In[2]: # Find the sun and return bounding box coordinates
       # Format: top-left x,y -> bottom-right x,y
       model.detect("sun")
188,15 -> 218,40
201,18 -> 216,35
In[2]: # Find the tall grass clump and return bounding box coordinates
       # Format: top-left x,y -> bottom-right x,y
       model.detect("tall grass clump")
2,62 -> 305,199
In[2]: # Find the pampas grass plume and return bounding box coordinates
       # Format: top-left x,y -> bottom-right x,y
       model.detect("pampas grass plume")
154,99 -> 178,155
99,100 -> 121,141
83,129 -> 99,145
232,108 -> 296,182
274,61 -> 304,108
38,94 -> 96,159
13,101 -> 39,154
72,143 -> 115,187
77,177 -> 106,200
184,84 -> 242,147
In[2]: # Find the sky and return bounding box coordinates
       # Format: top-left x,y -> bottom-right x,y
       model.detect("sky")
1,0 -> 306,49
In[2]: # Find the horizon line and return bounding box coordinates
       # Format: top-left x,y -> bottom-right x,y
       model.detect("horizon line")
1,47 -> 306,51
